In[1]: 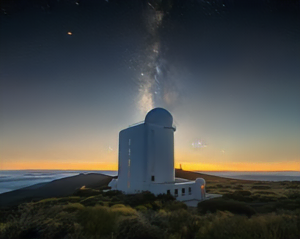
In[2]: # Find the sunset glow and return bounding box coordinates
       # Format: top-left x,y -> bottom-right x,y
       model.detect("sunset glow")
1,1 -> 299,173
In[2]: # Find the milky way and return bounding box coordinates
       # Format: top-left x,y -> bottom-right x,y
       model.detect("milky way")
136,1 -> 177,114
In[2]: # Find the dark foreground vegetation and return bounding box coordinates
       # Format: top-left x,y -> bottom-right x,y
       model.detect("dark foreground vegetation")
0,171 -> 300,239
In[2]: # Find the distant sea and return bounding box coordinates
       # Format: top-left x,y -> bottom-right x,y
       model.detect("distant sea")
0,170 -> 299,194
198,171 -> 300,182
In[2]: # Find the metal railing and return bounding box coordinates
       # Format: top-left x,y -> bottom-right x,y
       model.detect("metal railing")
128,121 -> 176,130
128,121 -> 144,128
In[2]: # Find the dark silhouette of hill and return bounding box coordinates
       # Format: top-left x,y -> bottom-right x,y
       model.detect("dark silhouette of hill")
0,173 -> 114,207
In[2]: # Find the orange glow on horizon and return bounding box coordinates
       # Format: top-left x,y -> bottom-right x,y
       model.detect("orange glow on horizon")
174,161 -> 300,172
1,160 -> 299,171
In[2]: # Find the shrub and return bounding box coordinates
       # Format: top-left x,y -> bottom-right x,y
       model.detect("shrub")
168,209 -> 191,229
111,195 -> 122,202
123,192 -> 156,207
152,200 -> 163,210
275,199 -> 300,211
34,197 -> 60,205
197,199 -> 256,217
257,195 -> 278,202
80,196 -> 104,206
161,209 -> 205,239
0,223 -> 6,235
103,190 -> 124,197
115,216 -> 161,239
109,201 -> 123,207
286,190 -> 300,199
164,200 -> 188,211
196,212 -> 300,239
156,193 -> 176,203
111,204 -> 126,209
73,188 -> 101,197
251,185 -> 271,190
223,190 -> 252,202
111,205 -> 137,216
63,203 -> 85,212
144,203 -> 153,209
219,189 -> 231,193
77,206 -> 116,236
135,205 -> 148,212
1,205 -> 77,239
233,185 -> 243,190
254,191 -> 276,195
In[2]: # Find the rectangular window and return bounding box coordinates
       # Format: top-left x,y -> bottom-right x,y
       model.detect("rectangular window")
128,148 -> 131,156
128,139 -> 131,146
167,190 -> 170,195
174,189 -> 178,197
182,188 -> 185,196
188,187 -> 192,195
128,159 -> 130,167
151,175 -> 155,181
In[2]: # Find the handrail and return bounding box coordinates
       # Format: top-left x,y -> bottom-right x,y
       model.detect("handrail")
128,121 -> 144,128
128,121 -> 176,130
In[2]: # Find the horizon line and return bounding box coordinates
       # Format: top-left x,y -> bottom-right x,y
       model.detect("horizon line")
1,169 -> 299,173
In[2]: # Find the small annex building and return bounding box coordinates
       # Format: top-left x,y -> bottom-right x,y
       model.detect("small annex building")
109,108 -> 206,201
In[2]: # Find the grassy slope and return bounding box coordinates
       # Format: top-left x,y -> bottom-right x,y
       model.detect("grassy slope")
0,170 -> 299,239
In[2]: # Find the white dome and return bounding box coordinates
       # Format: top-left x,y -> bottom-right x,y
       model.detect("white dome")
145,108 -> 173,127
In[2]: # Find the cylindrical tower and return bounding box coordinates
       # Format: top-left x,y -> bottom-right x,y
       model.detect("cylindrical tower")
145,108 -> 176,184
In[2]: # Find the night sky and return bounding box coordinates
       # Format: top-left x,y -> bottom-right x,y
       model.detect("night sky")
1,0 -> 299,171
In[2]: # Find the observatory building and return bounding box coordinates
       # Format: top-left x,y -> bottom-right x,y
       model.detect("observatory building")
109,108 -> 206,201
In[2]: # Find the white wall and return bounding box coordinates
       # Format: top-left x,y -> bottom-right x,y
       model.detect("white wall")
146,124 -> 175,184
117,124 -> 146,193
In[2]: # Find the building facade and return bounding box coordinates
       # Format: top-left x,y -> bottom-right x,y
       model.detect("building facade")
109,108 -> 206,201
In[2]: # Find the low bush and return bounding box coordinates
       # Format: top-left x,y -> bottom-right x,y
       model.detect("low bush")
73,188 -> 101,197
123,191 -> 156,207
168,209 -> 202,238
77,206 -> 116,236
115,217 -> 161,239
219,189 -> 231,193
286,190 -> 300,199
135,205 -> 148,211
0,205 -> 77,239
80,196 -> 104,206
103,190 -> 124,197
196,211 -> 300,239
111,205 -> 137,216
251,185 -> 271,190
223,190 -> 252,202
275,199 -> 300,211
63,203 -> 85,212
253,190 -> 276,195
232,185 -> 243,190
198,199 -> 256,217
164,200 -> 188,211
156,193 -> 176,203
